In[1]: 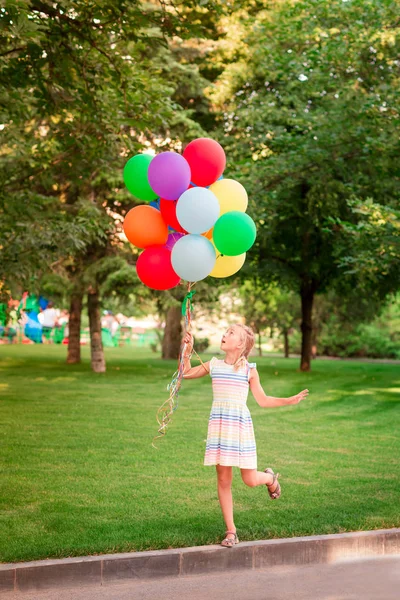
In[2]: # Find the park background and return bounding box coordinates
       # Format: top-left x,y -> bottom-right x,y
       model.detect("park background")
1,0 -> 399,564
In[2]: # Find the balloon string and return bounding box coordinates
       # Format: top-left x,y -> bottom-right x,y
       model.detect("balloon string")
152,282 -> 206,448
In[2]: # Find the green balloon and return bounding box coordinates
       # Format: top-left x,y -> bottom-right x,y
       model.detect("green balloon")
123,154 -> 158,202
213,211 -> 256,256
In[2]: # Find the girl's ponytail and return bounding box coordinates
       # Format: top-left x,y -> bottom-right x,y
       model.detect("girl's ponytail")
232,324 -> 255,371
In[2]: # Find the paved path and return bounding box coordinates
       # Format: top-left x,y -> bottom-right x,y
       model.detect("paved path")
3,556 -> 399,600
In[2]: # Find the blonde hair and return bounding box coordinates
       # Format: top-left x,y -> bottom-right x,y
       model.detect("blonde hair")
231,323 -> 255,371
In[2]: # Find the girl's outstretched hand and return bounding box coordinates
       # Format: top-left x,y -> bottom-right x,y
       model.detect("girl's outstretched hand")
182,331 -> 194,354
288,389 -> 309,404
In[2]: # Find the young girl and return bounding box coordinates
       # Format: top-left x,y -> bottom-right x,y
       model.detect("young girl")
182,323 -> 308,548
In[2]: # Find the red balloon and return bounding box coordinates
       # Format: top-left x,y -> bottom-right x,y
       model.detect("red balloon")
160,198 -> 187,234
136,246 -> 180,290
183,138 -> 226,187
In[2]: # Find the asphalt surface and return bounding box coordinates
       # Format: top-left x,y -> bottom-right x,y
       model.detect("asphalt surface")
3,556 -> 400,600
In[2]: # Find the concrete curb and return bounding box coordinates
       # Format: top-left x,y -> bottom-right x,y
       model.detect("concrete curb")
1,528 -> 399,593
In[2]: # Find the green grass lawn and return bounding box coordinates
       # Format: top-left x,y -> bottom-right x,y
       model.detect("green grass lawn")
1,344 -> 399,563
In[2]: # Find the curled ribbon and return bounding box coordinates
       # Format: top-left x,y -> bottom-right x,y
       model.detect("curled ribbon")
153,283 -> 206,448
181,290 -> 196,317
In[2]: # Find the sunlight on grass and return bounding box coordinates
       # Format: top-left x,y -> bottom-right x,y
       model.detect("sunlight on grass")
0,345 -> 399,563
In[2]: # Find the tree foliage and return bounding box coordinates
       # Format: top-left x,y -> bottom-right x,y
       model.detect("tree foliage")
208,0 -> 400,368
0,0 -> 227,292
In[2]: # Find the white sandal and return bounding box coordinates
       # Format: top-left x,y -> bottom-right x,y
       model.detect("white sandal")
221,530 -> 239,547
264,467 -> 281,499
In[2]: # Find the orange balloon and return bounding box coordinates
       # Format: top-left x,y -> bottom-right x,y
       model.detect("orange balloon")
202,227 -> 213,240
123,206 -> 168,249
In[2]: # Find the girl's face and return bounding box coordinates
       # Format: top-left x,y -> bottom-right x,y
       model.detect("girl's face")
220,326 -> 244,353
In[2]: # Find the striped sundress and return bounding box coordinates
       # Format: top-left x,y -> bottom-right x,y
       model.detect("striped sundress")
204,357 -> 257,469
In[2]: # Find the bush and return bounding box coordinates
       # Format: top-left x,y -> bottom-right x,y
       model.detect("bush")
271,318 -> 400,359
315,320 -> 399,359
194,337 -> 210,353
345,324 -> 400,359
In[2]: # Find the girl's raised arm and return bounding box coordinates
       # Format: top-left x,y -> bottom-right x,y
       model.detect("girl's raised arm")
181,331 -> 210,379
183,361 -> 210,379
249,368 -> 308,407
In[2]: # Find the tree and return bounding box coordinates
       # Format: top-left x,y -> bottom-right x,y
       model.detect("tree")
211,0 -> 400,371
82,255 -> 126,372
0,0 -> 226,369
330,198 -> 400,292
237,280 -> 271,356
235,279 -> 300,356
271,290 -> 301,358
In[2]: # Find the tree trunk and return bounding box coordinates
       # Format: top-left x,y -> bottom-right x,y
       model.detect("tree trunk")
283,329 -> 289,358
162,305 -> 182,360
67,290 -> 83,364
300,281 -> 316,372
311,330 -> 317,359
253,326 -> 262,356
88,287 -> 106,373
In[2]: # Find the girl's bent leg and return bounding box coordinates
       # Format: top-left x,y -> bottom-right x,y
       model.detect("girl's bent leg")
240,468 -> 277,488
216,465 -> 235,534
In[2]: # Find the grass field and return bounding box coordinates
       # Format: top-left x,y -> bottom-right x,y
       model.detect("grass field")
1,345 -> 399,563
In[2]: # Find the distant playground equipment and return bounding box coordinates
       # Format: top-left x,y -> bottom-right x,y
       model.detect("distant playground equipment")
0,293 -> 66,345
0,302 -> 17,343
100,324 -> 158,348
100,309 -> 159,349
2,293 -> 159,348
23,294 -> 43,343
0,294 -> 43,344
22,294 -> 66,344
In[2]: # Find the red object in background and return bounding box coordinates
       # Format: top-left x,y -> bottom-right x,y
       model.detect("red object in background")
183,138 -> 226,187
160,198 -> 187,234
63,337 -> 86,345
136,246 -> 180,290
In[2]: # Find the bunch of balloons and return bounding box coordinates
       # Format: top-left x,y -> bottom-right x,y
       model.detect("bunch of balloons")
122,138 -> 256,290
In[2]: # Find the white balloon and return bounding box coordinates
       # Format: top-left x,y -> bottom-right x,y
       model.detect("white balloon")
171,235 -> 216,281
176,187 -> 220,234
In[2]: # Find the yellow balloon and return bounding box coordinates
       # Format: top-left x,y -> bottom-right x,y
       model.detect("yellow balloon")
209,178 -> 248,215
210,241 -> 246,278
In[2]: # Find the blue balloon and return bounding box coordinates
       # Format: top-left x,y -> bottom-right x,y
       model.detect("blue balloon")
25,311 -> 42,343
171,234 -> 216,281
39,296 -> 49,310
149,199 -> 160,210
190,176 -> 223,189
176,187 -> 220,234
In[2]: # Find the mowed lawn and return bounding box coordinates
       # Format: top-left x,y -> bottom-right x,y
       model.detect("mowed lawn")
0,345 -> 399,563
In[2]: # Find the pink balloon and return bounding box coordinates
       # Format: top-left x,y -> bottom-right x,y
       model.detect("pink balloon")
165,232 -> 185,251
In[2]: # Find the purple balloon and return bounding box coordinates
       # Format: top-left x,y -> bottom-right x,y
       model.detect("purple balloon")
165,232 -> 185,251
148,152 -> 191,201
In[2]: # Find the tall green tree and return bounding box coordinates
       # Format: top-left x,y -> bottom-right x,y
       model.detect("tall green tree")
212,0 -> 400,371
0,0 -> 226,369
331,198 -> 400,291
235,279 -> 300,356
